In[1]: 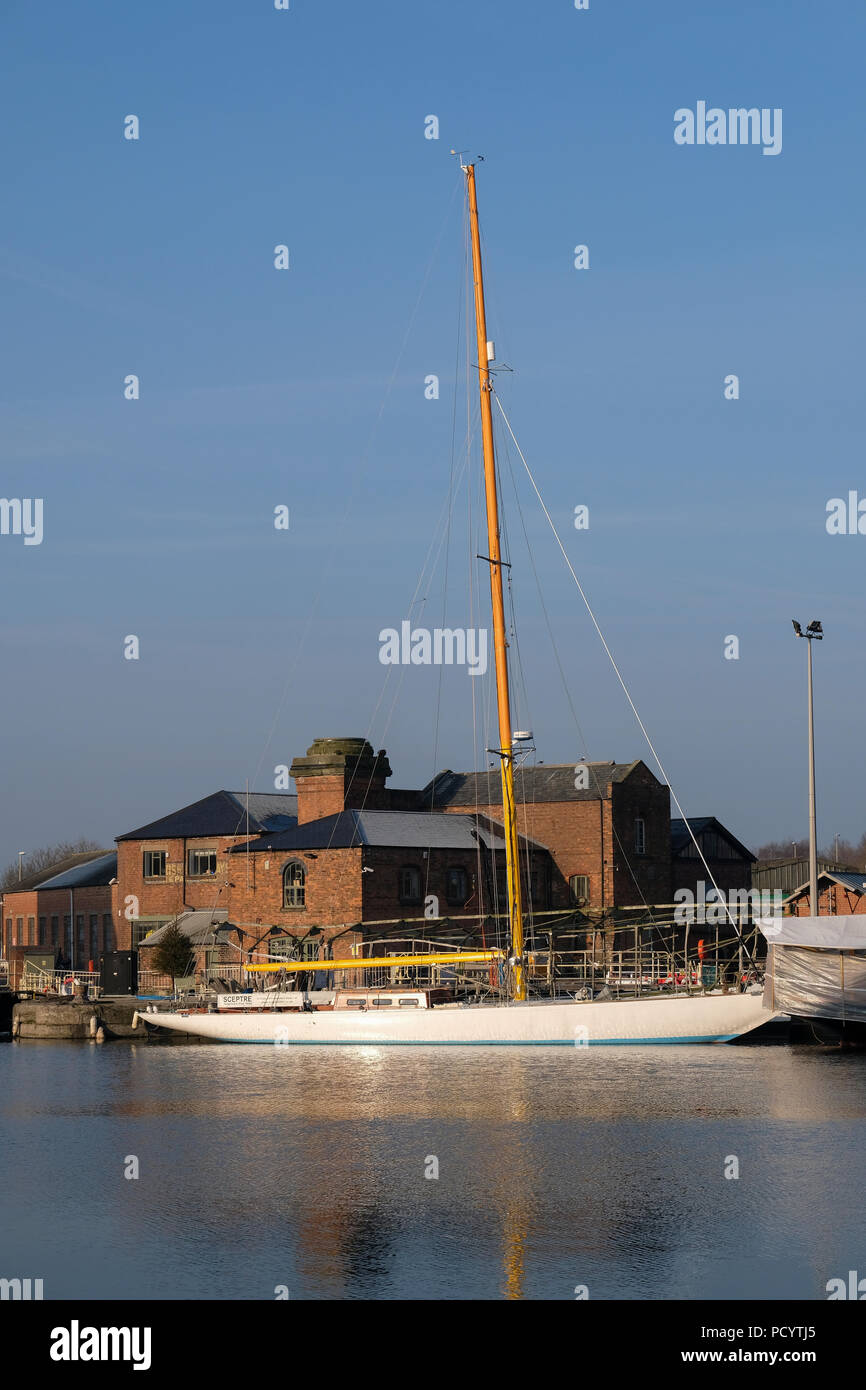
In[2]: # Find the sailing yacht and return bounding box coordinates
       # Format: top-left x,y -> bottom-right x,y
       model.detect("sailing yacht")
137,163 -> 775,1046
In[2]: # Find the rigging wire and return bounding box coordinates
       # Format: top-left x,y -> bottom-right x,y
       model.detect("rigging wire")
492,407 -> 662,926
492,391 -> 757,962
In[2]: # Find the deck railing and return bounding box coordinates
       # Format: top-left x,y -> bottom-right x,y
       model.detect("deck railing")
292,939 -> 750,999
143,938 -> 755,1003
11,964 -> 101,996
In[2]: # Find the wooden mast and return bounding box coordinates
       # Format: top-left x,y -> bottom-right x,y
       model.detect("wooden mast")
464,162 -> 526,1002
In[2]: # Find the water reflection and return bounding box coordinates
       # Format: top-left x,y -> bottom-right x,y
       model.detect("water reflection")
1,1043 -> 865,1299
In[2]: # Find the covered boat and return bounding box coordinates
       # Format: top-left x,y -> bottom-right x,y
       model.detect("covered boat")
759,915 -> 866,1041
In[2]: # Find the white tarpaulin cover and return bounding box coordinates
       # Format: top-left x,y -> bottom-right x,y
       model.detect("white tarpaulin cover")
759,918 -> 866,1021
757,916 -> 866,949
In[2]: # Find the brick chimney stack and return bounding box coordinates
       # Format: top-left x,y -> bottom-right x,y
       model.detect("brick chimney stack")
289,738 -> 393,824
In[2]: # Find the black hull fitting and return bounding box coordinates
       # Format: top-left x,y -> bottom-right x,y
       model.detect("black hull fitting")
789,1015 -> 866,1047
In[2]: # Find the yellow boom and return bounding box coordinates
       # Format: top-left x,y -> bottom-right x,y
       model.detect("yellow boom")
245,950 -> 504,974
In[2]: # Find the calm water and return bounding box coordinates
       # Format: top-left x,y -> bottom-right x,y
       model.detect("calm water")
1,1040 -> 864,1300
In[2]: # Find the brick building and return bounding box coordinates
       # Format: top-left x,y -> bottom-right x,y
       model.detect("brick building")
113,736 -> 757,974
112,790 -> 297,950
226,806 -> 552,962
787,870 -> 866,917
114,740 -> 554,970
427,760 -> 672,911
2,851 -> 117,973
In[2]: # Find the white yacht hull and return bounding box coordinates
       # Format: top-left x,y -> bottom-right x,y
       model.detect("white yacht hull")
136,991 -> 775,1045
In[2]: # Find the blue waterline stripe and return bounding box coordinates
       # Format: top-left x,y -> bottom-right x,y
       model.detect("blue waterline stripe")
202,1034 -> 737,1046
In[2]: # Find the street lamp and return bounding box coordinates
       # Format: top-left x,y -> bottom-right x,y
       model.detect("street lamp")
792,619 -> 823,916
17,851 -> 26,882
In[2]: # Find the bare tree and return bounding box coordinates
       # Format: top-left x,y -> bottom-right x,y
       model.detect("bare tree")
756,836 -> 864,867
0,839 -> 105,892
756,839 -> 809,861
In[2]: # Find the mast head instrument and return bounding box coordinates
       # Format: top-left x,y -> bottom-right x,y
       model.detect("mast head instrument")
451,149 -> 484,172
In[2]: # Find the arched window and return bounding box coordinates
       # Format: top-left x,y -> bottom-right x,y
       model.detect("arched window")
399,865 -> 422,903
282,861 -> 306,908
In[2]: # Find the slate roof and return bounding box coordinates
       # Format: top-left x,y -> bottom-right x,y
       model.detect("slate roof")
425,761 -> 647,807
117,791 -> 298,841
230,809 -> 548,854
29,852 -> 118,890
670,816 -> 755,862
4,851 -> 116,894
137,908 -> 233,948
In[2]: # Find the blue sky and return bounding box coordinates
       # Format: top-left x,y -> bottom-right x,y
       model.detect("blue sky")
1,0 -> 864,867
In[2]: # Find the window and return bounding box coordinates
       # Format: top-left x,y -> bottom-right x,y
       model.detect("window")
15,917 -> 23,945
446,867 -> 468,905
398,997 -> 421,1007
569,875 -> 590,905
634,818 -> 646,855
103,915 -> 113,952
399,866 -> 422,903
89,915 -> 99,960
187,849 -> 217,878
282,862 -> 306,908
63,916 -> 71,956
27,916 -> 35,945
5,918 -> 11,952
372,997 -> 393,1007
269,935 -> 296,959
50,915 -> 59,947
76,916 -> 85,954
38,916 -> 47,946
143,850 -> 166,880
131,919 -> 169,949
345,998 -> 367,1009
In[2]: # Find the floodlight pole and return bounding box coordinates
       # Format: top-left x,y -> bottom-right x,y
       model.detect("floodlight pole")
806,635 -> 818,917
793,620 -> 822,917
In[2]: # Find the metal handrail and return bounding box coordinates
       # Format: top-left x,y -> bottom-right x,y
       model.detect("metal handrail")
13,964 -> 100,996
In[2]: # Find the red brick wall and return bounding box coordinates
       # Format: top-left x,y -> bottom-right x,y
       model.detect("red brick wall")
295,772 -> 391,824
225,846 -> 363,957
791,882 -> 866,915
2,884 -> 113,963
113,834 -> 251,949
359,846 -> 493,924
221,842 -> 555,944
610,773 -> 672,907
442,772 -> 671,910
